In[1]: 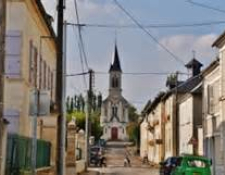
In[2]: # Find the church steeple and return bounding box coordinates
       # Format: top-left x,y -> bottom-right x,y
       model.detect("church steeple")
109,45 -> 122,94
109,45 -> 122,72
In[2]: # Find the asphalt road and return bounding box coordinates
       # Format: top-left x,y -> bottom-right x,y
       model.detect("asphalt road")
86,142 -> 159,175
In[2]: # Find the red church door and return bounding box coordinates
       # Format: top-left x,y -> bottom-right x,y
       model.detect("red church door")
111,127 -> 118,140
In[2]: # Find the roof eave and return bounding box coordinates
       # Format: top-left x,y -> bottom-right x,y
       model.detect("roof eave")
212,31 -> 225,48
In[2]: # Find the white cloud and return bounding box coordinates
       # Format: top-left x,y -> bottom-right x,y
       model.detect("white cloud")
42,0 -> 118,24
159,34 -> 217,65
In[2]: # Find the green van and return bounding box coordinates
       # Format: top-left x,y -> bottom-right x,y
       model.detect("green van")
171,154 -> 211,175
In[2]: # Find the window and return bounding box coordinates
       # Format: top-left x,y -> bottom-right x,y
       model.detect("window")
208,80 -> 220,114
187,159 -> 207,168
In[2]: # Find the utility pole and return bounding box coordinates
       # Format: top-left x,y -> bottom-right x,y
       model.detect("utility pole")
85,69 -> 94,168
0,0 -> 6,174
175,71 -> 179,156
56,0 -> 65,175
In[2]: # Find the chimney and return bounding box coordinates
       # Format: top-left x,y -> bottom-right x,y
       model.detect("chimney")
185,58 -> 203,77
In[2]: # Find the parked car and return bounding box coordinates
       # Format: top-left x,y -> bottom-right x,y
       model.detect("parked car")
160,156 -> 180,175
98,139 -> 106,147
171,154 -> 211,175
89,146 -> 105,166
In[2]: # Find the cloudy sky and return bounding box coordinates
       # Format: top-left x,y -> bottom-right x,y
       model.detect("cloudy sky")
41,0 -> 225,112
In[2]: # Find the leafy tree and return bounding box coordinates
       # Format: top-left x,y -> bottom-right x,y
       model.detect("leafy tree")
97,93 -> 102,110
128,105 -> 139,122
74,95 -> 78,110
77,94 -> 81,111
70,98 -> 74,113
66,96 -> 70,113
90,111 -> 103,140
67,111 -> 85,130
80,95 -> 85,112
92,93 -> 97,111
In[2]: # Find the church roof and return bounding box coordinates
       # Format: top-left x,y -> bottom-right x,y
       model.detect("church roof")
109,45 -> 122,72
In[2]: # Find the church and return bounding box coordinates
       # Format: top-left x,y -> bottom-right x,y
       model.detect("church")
100,45 -> 129,141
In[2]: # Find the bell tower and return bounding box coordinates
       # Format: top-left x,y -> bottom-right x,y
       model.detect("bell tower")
109,45 -> 122,96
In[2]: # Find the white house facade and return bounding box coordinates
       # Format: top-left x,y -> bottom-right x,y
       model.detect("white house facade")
100,45 -> 129,141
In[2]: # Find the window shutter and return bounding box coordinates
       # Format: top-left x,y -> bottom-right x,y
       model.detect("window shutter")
43,60 -> 46,89
39,56 -> 42,89
29,40 -> 33,83
34,47 -> 38,87
5,31 -> 22,78
48,67 -> 51,90
208,85 -> 214,114
50,71 -> 53,100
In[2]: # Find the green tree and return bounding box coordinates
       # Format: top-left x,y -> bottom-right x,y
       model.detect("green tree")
74,95 -> 78,110
128,105 -> 139,122
70,98 -> 74,113
67,111 -> 86,130
90,111 -> 103,140
92,93 -> 97,111
66,96 -> 70,113
97,93 -> 102,110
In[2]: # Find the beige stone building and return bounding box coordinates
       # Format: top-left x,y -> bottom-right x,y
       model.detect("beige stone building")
140,58 -> 203,164
212,30 -> 225,175
4,0 -> 58,166
201,59 -> 223,175
140,93 -> 164,164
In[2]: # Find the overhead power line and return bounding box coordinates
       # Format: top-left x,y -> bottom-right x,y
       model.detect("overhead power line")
66,71 -> 189,77
74,0 -> 89,69
66,72 -> 89,77
113,0 -> 185,66
186,0 -> 225,14
66,20 -> 225,29
73,0 -> 89,88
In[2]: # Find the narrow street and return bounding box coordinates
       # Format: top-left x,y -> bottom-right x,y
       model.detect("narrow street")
85,142 -> 159,175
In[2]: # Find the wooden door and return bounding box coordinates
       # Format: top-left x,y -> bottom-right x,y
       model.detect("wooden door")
111,127 -> 118,140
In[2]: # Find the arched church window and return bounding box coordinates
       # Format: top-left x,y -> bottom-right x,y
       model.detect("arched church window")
112,106 -> 118,116
105,107 -> 107,116
115,77 -> 118,88
112,76 -> 119,88
112,77 -> 116,88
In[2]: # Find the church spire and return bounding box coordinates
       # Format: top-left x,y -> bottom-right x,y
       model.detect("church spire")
109,45 -> 122,72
